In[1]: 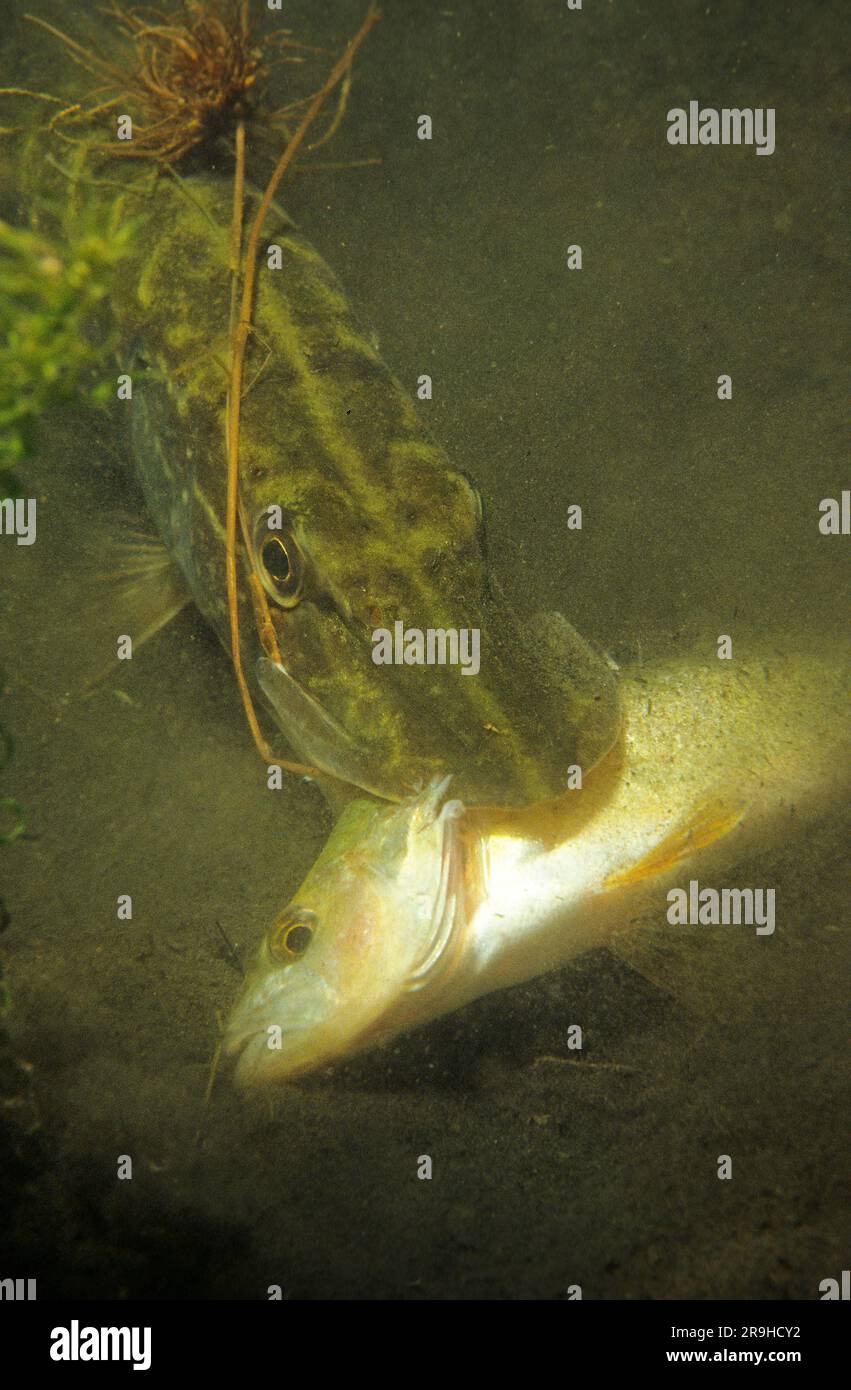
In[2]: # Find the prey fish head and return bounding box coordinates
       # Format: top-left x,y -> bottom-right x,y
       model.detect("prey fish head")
224,777 -> 471,1087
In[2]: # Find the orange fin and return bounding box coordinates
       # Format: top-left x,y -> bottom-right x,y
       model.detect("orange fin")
603,802 -> 745,892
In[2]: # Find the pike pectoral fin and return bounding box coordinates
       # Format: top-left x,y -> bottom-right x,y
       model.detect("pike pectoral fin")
256,656 -> 403,801
602,802 -> 744,892
83,527 -> 191,690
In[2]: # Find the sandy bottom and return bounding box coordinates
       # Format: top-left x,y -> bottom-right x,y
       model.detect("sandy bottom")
1,0 -> 848,1298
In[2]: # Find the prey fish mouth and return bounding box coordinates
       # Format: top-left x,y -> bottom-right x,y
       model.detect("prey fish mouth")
223,965 -> 341,1078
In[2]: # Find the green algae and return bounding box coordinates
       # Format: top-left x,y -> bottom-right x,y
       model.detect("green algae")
0,206 -> 134,493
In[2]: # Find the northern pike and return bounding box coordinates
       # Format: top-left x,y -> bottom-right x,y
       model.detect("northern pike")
225,650 -> 850,1085
2,4 -> 619,809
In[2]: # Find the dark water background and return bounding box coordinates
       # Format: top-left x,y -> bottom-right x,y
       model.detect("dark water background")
1,0 -> 848,1298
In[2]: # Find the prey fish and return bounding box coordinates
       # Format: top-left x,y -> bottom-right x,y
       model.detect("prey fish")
225,649 -> 850,1085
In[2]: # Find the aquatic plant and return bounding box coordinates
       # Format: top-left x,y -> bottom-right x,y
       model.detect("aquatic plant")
20,0 -> 341,166
0,211 -> 134,493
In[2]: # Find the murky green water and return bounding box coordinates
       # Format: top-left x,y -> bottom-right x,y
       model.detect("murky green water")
1,0 -> 847,1298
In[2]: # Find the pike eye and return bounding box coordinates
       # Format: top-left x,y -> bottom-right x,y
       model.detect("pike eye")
262,536 -> 292,584
257,531 -> 303,606
269,909 -> 316,961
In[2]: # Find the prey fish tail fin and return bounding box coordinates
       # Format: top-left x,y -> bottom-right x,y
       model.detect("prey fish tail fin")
602,801 -> 745,892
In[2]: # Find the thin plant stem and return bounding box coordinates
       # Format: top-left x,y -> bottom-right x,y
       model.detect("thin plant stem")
223,5 -> 379,774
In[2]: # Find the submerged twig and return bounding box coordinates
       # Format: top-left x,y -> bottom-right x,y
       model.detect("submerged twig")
223,4 -> 379,771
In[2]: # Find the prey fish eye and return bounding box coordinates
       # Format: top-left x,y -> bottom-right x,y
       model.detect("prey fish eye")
269,911 -> 316,960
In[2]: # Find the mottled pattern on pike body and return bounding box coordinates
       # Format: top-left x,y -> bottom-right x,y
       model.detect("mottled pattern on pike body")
110,171 -> 620,805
